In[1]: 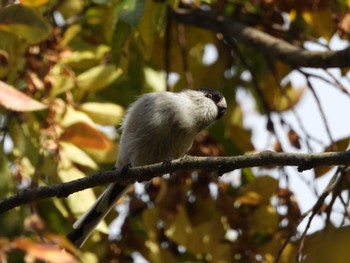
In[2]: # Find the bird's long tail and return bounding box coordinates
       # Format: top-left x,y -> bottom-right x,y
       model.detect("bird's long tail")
67,183 -> 129,248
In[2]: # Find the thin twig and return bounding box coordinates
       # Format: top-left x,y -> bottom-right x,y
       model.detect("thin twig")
338,194 -> 350,224
325,69 -> 350,97
299,69 -> 350,97
229,39 -> 271,115
301,71 -> 335,149
176,23 -> 193,88
227,39 -> 276,141
164,6 -> 172,91
297,169 -> 341,261
264,60 -> 315,152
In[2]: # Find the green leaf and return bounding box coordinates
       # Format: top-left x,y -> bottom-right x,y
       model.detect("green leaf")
9,119 -> 39,166
76,64 -> 122,92
61,46 -> 110,71
0,4 -> 51,44
138,0 -> 167,59
47,64 -> 75,97
117,0 -> 146,26
79,102 -> 124,126
0,151 -> 14,199
111,20 -> 132,67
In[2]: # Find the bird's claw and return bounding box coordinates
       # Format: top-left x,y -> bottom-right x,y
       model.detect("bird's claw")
162,159 -> 172,168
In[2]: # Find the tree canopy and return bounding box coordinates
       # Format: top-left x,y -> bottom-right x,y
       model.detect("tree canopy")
1,0 -> 350,262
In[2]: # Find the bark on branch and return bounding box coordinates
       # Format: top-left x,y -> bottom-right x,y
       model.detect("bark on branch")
1,151 -> 350,214
171,8 -> 350,68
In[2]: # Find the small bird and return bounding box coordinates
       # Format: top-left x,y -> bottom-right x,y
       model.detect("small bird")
67,88 -> 227,247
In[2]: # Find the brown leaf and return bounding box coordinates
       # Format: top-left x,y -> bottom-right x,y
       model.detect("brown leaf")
0,81 -> 47,111
315,137 -> 350,178
12,238 -> 77,263
273,140 -> 283,152
60,122 -> 113,152
288,129 -> 301,149
339,13 -> 350,35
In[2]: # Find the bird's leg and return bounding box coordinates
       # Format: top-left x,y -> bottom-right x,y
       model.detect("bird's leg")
162,159 -> 172,168
161,159 -> 173,179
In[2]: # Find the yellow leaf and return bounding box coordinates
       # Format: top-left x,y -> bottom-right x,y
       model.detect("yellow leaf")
79,102 -> 124,126
236,191 -> 261,206
273,86 -> 305,112
20,0 -> 48,7
60,25 -> 81,47
302,9 -> 334,41
76,64 -> 122,92
248,205 -> 278,234
165,206 -> 226,254
60,105 -> 95,127
258,236 -> 296,263
144,240 -> 178,263
59,142 -> 98,170
304,226 -> 350,263
239,176 -> 278,205
144,67 -> 166,92
142,207 -> 160,241
58,166 -> 96,214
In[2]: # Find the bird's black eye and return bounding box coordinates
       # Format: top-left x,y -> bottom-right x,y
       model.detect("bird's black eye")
206,93 -> 213,99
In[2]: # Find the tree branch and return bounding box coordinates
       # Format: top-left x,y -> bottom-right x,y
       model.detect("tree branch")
170,8 -> 350,68
1,150 -> 350,214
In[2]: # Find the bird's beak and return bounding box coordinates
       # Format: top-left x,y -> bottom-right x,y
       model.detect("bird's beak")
217,98 -> 227,119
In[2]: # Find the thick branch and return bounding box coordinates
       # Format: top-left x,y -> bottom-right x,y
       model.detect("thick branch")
171,8 -> 350,68
1,150 -> 350,213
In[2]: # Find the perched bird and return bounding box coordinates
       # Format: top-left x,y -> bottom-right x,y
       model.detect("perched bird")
67,88 -> 227,247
